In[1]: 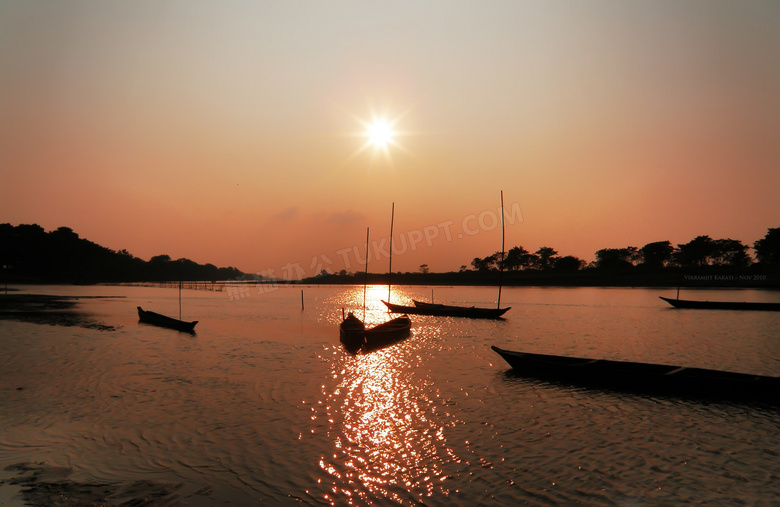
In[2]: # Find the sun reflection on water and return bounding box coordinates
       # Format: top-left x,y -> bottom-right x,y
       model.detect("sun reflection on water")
317,286 -> 459,504
323,285 -> 405,326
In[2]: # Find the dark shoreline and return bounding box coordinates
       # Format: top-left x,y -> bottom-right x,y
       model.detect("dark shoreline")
0,294 -> 120,330
1,462 -> 182,507
297,268 -> 780,290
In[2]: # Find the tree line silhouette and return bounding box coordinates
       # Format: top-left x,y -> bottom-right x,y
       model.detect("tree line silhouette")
2,223 -> 778,285
0,224 -> 243,283
468,228 -> 780,273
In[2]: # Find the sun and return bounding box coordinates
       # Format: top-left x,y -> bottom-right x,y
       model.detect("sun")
367,120 -> 394,149
341,108 -> 414,168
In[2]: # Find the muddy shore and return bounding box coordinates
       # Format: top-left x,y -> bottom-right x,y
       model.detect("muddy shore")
0,294 -> 119,331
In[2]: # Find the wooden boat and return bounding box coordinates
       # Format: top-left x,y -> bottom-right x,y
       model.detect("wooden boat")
383,300 -> 510,319
340,312 -> 411,353
659,296 -> 780,311
491,346 -> 780,403
339,312 -> 366,346
383,192 -> 511,320
137,306 -> 198,333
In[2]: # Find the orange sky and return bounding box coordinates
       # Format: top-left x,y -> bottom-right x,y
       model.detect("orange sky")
1,1 -> 779,277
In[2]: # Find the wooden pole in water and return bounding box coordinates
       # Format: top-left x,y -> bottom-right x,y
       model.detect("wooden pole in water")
363,227 -> 369,322
301,289 -> 304,311
388,202 -> 395,304
179,280 -> 182,320
497,190 -> 505,310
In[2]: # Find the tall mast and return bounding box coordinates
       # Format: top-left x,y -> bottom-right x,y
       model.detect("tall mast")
388,202 -> 395,303
363,227 -> 369,321
497,191 -> 505,309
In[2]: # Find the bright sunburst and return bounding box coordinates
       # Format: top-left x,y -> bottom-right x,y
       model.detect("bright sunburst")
366,120 -> 394,149
342,108 -> 414,169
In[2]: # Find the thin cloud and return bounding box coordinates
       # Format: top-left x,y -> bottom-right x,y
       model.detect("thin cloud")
273,207 -> 300,221
320,210 -> 366,225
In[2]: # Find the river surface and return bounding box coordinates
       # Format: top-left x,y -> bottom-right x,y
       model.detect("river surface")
0,285 -> 778,505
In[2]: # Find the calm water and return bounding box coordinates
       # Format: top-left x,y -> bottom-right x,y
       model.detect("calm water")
1,285 -> 779,505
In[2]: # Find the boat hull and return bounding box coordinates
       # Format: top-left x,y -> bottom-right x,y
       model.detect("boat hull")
137,306 -> 198,333
659,296 -> 780,311
339,313 -> 411,353
491,346 -> 780,403
383,300 -> 509,319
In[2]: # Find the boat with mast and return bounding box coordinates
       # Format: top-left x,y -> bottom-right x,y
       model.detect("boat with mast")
340,224 -> 411,353
383,300 -> 509,318
382,191 -> 511,319
137,281 -> 199,332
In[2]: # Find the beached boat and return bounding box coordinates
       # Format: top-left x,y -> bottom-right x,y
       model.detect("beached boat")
491,346 -> 780,403
383,300 -> 510,319
137,306 -> 198,333
340,312 -> 411,353
659,296 -> 780,311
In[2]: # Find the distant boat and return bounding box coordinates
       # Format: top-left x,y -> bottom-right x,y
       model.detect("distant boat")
659,296 -> 780,311
340,312 -> 411,353
383,192 -> 512,319
383,299 -> 510,319
137,306 -> 198,333
491,346 -> 780,403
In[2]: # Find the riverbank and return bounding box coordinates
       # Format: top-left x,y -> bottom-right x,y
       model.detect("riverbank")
301,267 -> 780,289
0,294 -> 120,330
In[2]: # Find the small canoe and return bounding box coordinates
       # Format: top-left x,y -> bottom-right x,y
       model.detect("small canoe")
137,306 -> 198,333
491,346 -> 780,403
383,300 -> 509,319
659,296 -> 780,311
340,312 -> 411,353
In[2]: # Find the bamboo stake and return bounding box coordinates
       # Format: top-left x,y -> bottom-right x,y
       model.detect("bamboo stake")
497,190 -> 505,309
388,202 -> 395,304
363,227 -> 369,322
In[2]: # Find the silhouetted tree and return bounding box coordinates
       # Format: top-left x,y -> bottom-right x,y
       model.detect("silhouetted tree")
711,239 -> 750,267
754,228 -> 780,266
0,224 -> 244,282
52,226 -> 79,241
534,247 -> 558,270
524,252 -> 541,270
674,236 -> 716,267
16,224 -> 45,238
488,251 -> 504,271
639,241 -> 674,269
553,256 -> 584,271
471,257 -> 489,272
419,264 -> 430,274
505,246 -> 532,270
674,236 -> 753,268
595,247 -> 638,270
148,254 -> 172,280
472,253 -> 501,271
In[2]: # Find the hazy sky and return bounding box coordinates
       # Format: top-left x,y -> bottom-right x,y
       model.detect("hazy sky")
2,1 -> 778,276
